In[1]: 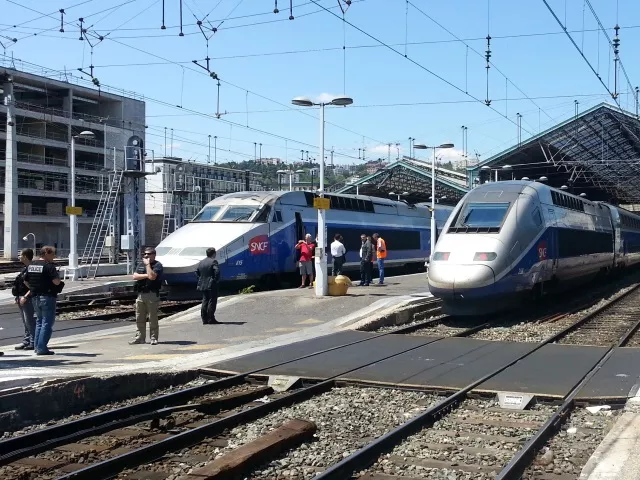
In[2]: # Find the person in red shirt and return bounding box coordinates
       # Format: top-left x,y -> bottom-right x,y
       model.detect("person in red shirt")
295,233 -> 315,288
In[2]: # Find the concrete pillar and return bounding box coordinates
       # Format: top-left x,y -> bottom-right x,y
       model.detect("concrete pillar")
3,81 -> 19,259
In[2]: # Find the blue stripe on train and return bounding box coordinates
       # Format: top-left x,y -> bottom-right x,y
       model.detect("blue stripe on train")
430,226 -> 614,301
164,221 -> 433,285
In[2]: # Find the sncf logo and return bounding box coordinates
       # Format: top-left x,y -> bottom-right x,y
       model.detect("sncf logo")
249,235 -> 270,255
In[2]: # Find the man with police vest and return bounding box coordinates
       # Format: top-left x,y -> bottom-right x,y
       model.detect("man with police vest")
196,248 -> 221,324
130,247 -> 164,345
23,246 -> 64,355
372,233 -> 387,285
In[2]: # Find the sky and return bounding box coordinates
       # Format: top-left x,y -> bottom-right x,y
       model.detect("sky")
1,0 -> 639,167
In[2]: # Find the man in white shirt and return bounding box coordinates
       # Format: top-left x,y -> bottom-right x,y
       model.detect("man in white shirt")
330,233 -> 346,276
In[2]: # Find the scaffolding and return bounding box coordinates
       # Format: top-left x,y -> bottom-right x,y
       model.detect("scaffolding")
160,168 -> 195,240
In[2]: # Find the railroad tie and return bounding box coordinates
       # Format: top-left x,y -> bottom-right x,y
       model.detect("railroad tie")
177,418 -> 316,480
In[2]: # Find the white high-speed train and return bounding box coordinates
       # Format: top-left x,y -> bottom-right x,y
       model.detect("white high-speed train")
428,180 -> 640,315
155,191 -> 454,290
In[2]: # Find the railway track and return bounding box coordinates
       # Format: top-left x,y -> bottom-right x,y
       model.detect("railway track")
2,283 -> 640,479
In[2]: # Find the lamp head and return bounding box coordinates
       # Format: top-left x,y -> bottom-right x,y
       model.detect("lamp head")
22,236 -> 28,241
330,96 -> 353,106
413,144 -> 428,150
437,143 -> 454,149
76,130 -> 95,139
291,97 -> 314,107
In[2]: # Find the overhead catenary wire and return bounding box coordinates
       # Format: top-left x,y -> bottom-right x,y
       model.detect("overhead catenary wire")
100,36 -> 386,146
540,0 -> 623,110
2,2 -> 385,149
408,1 -> 554,121
308,0 -> 535,137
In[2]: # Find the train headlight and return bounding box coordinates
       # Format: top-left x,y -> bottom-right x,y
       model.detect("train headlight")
473,252 -> 497,261
432,252 -> 450,261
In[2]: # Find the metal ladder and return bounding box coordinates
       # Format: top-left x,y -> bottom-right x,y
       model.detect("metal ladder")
160,190 -> 174,240
80,170 -> 124,278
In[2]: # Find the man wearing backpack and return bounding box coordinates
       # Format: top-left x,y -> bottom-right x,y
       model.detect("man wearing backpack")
13,249 -> 35,352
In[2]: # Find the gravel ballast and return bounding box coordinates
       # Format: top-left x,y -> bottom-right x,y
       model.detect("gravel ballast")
362,398 -> 556,480
120,386 -> 443,480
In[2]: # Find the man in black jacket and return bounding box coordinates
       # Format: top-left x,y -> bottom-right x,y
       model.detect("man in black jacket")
359,234 -> 374,286
23,246 -> 64,355
196,248 -> 221,324
13,248 -> 35,351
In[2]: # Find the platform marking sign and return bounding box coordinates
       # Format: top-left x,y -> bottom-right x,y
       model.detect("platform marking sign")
497,392 -> 534,410
66,206 -> 83,216
313,197 -> 330,210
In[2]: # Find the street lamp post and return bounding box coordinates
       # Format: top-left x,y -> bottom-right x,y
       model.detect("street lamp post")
277,168 -> 304,191
23,233 -> 36,252
292,95 -> 353,296
414,142 -> 454,261
69,130 -> 96,280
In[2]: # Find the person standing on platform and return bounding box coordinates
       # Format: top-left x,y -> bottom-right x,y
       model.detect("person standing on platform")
130,247 -> 164,345
13,248 -> 35,351
330,233 -> 346,276
359,234 -> 373,286
23,246 -> 63,356
372,233 -> 387,285
295,233 -> 315,288
196,248 -> 221,325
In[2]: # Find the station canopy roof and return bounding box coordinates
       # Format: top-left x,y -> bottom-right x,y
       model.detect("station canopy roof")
333,158 -> 469,205
469,103 -> 640,204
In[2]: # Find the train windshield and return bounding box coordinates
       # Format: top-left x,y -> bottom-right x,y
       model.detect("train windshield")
218,206 -> 259,222
192,206 -> 222,222
455,202 -> 510,228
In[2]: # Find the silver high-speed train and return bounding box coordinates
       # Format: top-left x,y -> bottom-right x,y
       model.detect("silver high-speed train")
155,190 -> 454,291
428,180 -> 640,315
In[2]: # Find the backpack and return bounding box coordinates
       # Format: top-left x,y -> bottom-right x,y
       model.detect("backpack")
12,269 -> 27,297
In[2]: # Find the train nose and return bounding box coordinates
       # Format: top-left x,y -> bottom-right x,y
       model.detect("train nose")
429,264 -> 496,299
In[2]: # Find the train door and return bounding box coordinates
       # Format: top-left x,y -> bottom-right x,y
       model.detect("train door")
295,212 -> 305,239
547,208 -> 559,279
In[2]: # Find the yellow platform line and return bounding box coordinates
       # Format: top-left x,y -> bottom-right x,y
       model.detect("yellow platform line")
295,319 -> 323,325
265,327 -> 301,333
123,354 -> 185,361
176,344 -> 225,351
226,335 -> 273,342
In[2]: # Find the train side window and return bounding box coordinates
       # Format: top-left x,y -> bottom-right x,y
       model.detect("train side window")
532,208 -> 542,227
273,210 -> 283,222
254,205 -> 271,223
551,191 -> 557,205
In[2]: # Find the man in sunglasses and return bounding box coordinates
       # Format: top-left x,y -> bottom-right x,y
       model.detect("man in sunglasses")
130,247 -> 164,345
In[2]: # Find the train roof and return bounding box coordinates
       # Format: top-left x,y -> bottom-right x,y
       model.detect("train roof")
203,190 -> 431,210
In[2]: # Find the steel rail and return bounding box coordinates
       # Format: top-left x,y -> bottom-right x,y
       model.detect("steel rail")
497,286 -> 640,479
313,283 -> 640,479
56,320 -> 486,480
0,297 -> 441,464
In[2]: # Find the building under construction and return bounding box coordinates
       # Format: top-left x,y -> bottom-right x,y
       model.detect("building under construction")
0,64 -> 146,261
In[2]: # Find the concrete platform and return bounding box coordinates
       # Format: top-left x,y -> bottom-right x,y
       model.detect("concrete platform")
0,273 -> 431,388
580,396 -> 640,479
